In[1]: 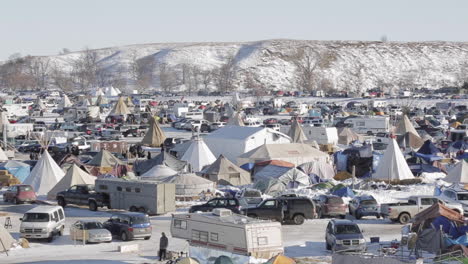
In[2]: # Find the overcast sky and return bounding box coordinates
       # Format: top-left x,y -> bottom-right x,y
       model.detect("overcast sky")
1,0 -> 467,60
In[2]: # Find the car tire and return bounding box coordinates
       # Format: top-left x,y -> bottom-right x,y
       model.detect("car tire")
59,226 -> 64,236
121,232 -> 129,241
47,235 -> 54,243
138,207 -> 147,213
376,214 -> 381,219
247,214 -> 257,219
398,213 -> 411,224
355,213 -> 362,220
144,236 -> 151,240
13,198 -> 18,205
339,215 -> 346,219
58,197 -> 66,207
293,214 -> 305,225
326,242 -> 331,250
89,201 -> 98,211
140,132 -> 145,137
129,206 -> 138,212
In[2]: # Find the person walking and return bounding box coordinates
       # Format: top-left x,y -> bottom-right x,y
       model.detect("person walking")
159,232 -> 169,261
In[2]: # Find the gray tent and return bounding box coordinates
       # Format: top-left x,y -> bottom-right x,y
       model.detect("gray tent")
337,127 -> 362,145
161,173 -> 215,196
141,116 -> 166,147
87,150 -> 124,167
201,155 -> 251,186
254,167 -> 310,195
288,119 -> 307,143
133,151 -> 188,176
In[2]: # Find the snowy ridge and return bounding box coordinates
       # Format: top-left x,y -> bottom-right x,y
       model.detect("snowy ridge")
39,39 -> 468,91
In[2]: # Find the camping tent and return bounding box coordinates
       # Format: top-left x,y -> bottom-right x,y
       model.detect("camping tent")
87,150 -> 124,167
205,126 -> 292,163
24,150 -> 65,196
288,119 -> 307,143
238,143 -> 329,166
254,167 -> 310,194
109,97 -> 131,116
134,151 -> 188,176
0,160 -> 30,183
47,164 -> 96,199
0,223 -> 15,253
397,132 -> 424,149
141,164 -> 178,180
201,155 -> 251,186
59,94 -> 72,109
161,173 -> 215,196
95,95 -> 108,106
141,116 -> 166,147
181,138 -> 216,172
298,161 -> 335,180
372,139 -> 414,181
444,160 -> 468,183
396,115 -> 419,137
417,140 -> 440,155
337,127 -> 362,145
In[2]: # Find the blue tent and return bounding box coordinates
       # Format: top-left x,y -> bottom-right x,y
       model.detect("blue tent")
332,187 -> 355,198
0,160 -> 31,183
418,140 -> 440,155
456,152 -> 468,160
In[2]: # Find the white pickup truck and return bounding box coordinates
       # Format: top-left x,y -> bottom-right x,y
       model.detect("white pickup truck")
381,195 -> 463,224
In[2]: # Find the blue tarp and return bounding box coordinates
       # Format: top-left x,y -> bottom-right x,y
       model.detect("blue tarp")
334,151 -> 348,172
456,152 -> 468,160
414,152 -> 443,163
410,164 -> 442,174
0,161 -> 31,183
332,187 -> 355,198
432,216 -> 454,234
418,140 -> 440,155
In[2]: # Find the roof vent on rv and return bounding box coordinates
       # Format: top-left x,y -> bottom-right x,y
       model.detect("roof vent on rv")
212,208 -> 232,217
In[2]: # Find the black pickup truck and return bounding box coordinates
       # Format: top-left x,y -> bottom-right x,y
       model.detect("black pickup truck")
56,184 -> 109,211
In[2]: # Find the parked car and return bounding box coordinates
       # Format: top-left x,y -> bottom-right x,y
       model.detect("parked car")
279,119 -> 292,126
314,195 -> 347,219
3,184 -> 36,204
188,198 -> 244,214
382,195 -> 465,224
122,126 -> 147,137
56,184 -> 110,211
191,120 -> 211,132
348,195 -> 380,220
103,212 -> 152,241
208,122 -> 226,132
325,219 -> 366,252
70,220 -> 112,243
242,196 -> 317,225
20,206 -> 65,242
18,143 -> 42,153
263,118 -> 278,125
438,187 -> 468,216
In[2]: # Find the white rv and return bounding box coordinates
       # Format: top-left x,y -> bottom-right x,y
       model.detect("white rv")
344,116 -> 390,135
5,123 -> 34,138
2,103 -> 33,118
171,209 -> 283,259
302,127 -> 339,145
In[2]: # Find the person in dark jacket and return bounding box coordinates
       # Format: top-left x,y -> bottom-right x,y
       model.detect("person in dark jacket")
159,232 -> 169,260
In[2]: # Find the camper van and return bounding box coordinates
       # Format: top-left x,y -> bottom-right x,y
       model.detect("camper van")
95,178 -> 176,215
344,116 -> 390,135
20,206 -> 65,242
171,209 -> 283,259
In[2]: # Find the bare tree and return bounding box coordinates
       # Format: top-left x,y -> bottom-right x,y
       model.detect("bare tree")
199,69 -> 213,92
130,53 -> 155,91
70,47 -> 99,91
50,64 -> 74,92
289,47 -> 336,92
0,56 -> 34,90
159,63 -> 177,93
26,57 -> 50,89
213,56 -> 236,92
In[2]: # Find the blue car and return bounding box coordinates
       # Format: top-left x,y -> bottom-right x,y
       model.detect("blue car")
348,195 -> 381,220
103,212 -> 152,241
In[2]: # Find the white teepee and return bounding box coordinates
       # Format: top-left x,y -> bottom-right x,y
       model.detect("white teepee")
59,94 -> 72,109
47,164 -> 96,199
24,150 -> 65,196
181,138 -> 216,172
444,160 -> 468,184
373,138 -> 414,181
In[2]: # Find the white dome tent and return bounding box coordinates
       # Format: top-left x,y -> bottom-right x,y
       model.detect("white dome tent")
141,164 -> 178,180
161,173 -> 215,197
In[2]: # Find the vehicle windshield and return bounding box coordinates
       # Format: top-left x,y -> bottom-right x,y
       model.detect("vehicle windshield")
23,213 -> 49,222
131,215 -> 149,224
19,186 -> 32,191
84,222 -> 104,229
335,224 -> 360,234
457,193 -> 468,201
327,197 -> 344,204
243,190 -> 261,198
360,200 -> 377,206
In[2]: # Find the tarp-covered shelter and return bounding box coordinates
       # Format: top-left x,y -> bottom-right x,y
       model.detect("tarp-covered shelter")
373,139 -> 414,181
238,143 -> 329,166
298,161 -> 335,180
201,155 -> 251,186
412,203 -> 464,231
288,119 -> 307,143
0,160 -> 30,183
141,116 -> 166,147
337,127 -> 362,145
181,138 -> 216,172
134,151 -> 188,176
444,160 -> 468,184
254,167 -> 310,195
332,186 -> 355,198
161,173 -> 215,196
47,164 -> 96,199
266,255 -> 296,264
24,150 -> 65,196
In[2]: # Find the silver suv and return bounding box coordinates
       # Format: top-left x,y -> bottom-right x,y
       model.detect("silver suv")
439,186 -> 468,216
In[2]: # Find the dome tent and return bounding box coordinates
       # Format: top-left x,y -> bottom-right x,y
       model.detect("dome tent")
161,173 -> 215,196
133,151 -> 188,176
141,164 -> 177,180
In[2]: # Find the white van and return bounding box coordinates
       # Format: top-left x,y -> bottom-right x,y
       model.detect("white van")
20,206 -> 66,242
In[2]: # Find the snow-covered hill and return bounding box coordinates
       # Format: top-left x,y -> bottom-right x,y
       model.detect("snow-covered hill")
41,39 -> 468,92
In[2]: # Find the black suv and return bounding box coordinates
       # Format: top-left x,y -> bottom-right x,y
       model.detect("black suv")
189,198 -> 244,214
103,212 -> 152,241
122,126 -> 148,137
56,184 -> 109,211
242,197 -> 317,225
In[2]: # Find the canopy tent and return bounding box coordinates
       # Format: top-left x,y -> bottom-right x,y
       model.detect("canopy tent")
288,119 -> 307,143
397,132 -> 424,149
134,151 -> 188,176
181,138 -> 216,172
444,160 -> 468,184
238,143 -> 329,166
201,155 -> 251,186
0,147 -> 8,161
372,139 -> 414,181
337,127 -> 362,145
254,167 -> 310,195
0,160 -> 30,183
396,115 -> 419,136
161,173 -> 215,196
0,224 -> 15,253
24,150 -> 65,196
47,164 -> 96,199
298,161 -> 335,180
87,150 -> 124,167
417,140 -> 440,155
141,116 -> 166,147
227,112 -> 244,126
141,164 -> 178,180
109,97 -> 131,116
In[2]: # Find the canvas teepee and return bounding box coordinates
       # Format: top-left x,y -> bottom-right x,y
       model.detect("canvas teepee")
95,94 -> 108,106
181,138 -> 216,172
87,150 -> 124,167
201,154 -> 251,186
228,112 -> 244,126
288,119 -> 307,143
24,149 -> 65,196
444,160 -> 468,184
373,138 -> 414,181
337,127 -> 362,145
141,116 -> 166,147
396,115 -> 419,137
59,94 -> 72,109
109,97 -> 131,116
47,164 -> 96,199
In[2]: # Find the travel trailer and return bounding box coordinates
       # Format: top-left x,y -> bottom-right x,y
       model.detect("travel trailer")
344,116 -> 390,135
171,209 -> 283,259
302,127 -> 339,145
95,178 -> 176,215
